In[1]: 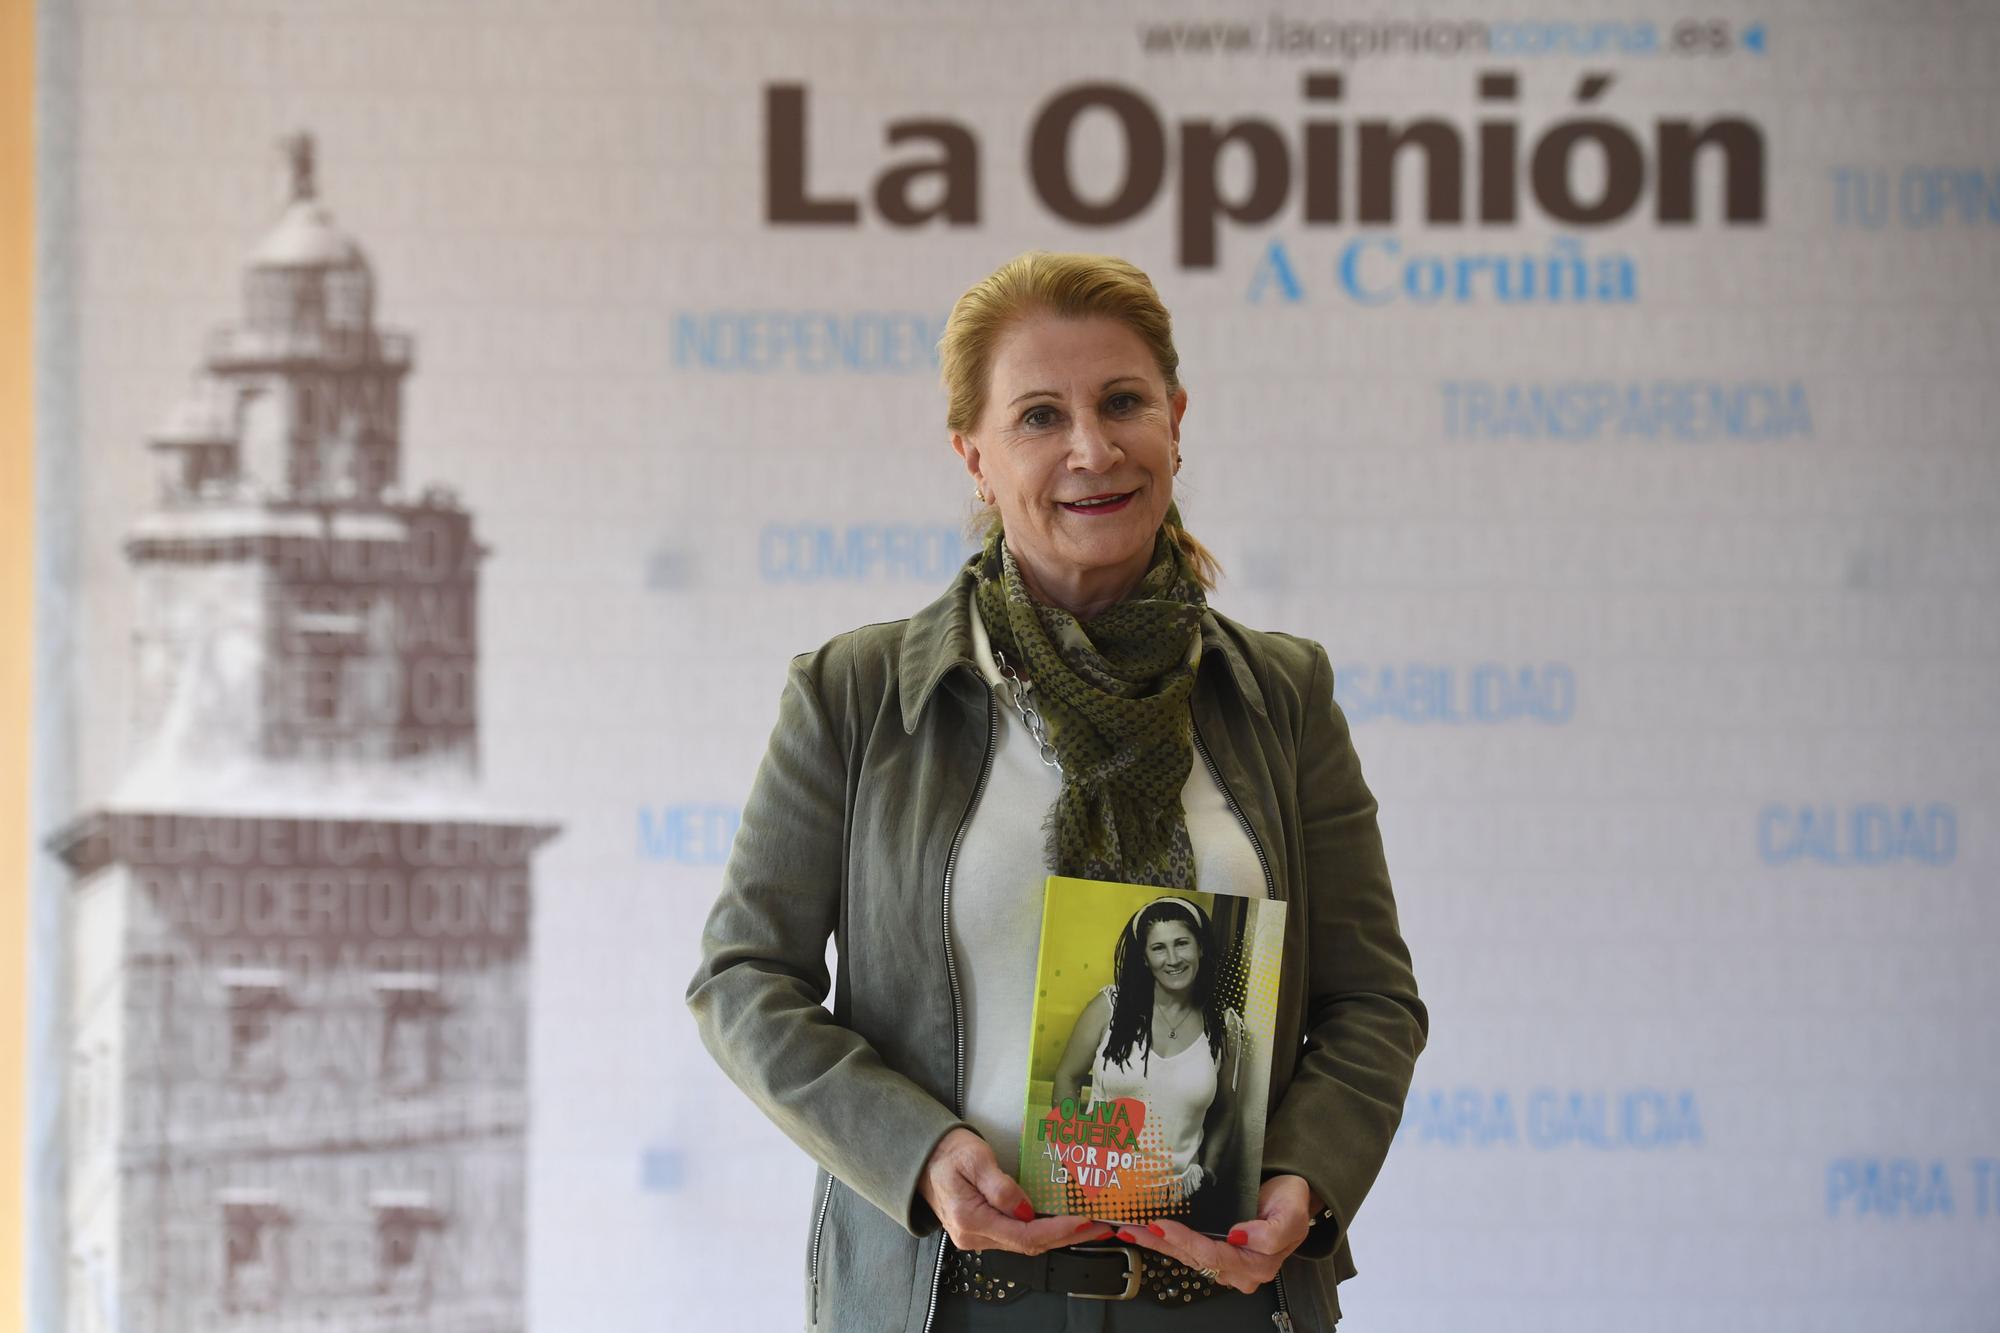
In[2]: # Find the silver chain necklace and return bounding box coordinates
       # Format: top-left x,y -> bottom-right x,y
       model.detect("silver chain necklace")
990,648 -> 1062,773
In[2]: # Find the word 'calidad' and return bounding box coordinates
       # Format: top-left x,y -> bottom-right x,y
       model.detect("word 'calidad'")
765,72 -> 1766,267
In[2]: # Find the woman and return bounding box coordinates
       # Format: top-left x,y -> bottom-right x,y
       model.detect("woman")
1053,896 -> 1246,1235
687,252 -> 1426,1332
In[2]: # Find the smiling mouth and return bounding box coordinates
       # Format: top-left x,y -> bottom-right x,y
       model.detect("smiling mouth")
1060,491 -> 1135,514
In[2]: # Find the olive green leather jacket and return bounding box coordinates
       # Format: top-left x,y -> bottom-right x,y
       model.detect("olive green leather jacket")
687,566 -> 1426,1332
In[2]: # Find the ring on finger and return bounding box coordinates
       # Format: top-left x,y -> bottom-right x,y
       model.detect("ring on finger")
1196,1266 -> 1220,1282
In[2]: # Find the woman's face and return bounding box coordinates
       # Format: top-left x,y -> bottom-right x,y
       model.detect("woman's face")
953,313 -> 1188,617
1143,919 -> 1201,997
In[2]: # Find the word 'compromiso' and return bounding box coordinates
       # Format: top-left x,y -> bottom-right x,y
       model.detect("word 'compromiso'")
766,72 -> 1765,268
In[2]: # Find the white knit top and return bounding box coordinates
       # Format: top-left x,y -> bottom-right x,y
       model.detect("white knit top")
953,588 -> 1262,1178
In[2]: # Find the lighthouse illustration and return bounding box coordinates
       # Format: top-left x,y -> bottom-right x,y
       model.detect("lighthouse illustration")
48,134 -> 556,1332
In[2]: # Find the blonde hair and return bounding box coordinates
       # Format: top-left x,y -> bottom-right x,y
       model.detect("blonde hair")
938,251 -> 1221,590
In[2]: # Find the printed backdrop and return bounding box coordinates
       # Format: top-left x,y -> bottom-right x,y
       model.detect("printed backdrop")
25,2 -> 1999,1330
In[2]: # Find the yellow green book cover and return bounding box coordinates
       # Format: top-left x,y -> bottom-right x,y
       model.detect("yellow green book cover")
1018,876 -> 1286,1233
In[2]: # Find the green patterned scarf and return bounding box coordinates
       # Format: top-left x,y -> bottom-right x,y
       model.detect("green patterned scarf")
972,510 -> 1206,888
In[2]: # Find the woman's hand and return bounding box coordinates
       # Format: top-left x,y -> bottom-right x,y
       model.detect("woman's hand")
1112,1172 -> 1317,1294
918,1128 -> 1113,1254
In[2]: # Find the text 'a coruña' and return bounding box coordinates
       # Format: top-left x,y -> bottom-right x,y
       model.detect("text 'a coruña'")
1396,1087 -> 1704,1150
1249,233 -> 1635,306
765,71 -> 1765,268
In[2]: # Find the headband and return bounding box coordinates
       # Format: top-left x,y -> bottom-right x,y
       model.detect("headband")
1134,895 -> 1207,931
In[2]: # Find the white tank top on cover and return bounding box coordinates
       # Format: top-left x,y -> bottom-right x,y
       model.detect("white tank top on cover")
952,587 -> 1261,1178
1086,986 -> 1220,1177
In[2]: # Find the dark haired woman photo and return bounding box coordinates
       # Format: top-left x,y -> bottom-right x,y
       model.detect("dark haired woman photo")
1052,895 -> 1248,1233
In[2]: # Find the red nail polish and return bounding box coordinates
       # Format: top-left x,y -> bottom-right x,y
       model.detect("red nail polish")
1014,1202 -> 1035,1222
1073,1221 -> 1097,1232
1115,1229 -> 1136,1243
1146,1223 -> 1165,1237
1227,1228 -> 1249,1246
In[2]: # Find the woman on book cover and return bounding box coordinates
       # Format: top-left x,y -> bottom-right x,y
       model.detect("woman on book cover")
1052,895 -> 1247,1235
688,251 -> 1427,1332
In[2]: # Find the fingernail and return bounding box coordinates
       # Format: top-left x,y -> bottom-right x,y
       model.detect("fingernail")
1146,1223 -> 1165,1237
1115,1229 -> 1137,1243
1014,1202 -> 1035,1222
1073,1221 -> 1097,1233
1227,1228 -> 1249,1246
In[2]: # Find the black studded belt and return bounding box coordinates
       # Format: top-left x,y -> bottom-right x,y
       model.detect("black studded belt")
944,1243 -> 1222,1305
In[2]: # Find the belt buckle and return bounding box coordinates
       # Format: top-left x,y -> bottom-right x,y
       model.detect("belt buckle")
1068,1244 -> 1141,1300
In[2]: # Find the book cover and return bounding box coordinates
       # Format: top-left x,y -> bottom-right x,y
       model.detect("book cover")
1018,876 -> 1286,1233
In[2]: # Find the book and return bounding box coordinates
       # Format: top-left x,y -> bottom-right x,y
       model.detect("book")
1017,876 -> 1286,1233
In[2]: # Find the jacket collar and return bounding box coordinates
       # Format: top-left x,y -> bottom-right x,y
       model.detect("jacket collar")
897,558 -> 1268,733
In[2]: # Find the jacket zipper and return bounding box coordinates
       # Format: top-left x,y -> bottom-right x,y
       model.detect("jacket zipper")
807,1171 -> 834,1327
1191,721 -> 1296,1333
921,685 -> 998,1333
